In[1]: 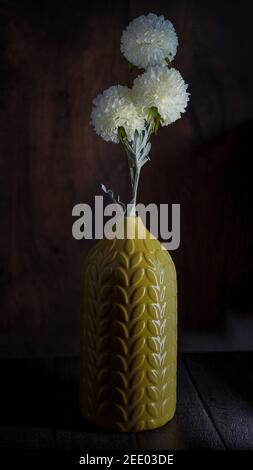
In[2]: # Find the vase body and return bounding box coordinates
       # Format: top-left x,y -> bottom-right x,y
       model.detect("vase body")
80,216 -> 177,432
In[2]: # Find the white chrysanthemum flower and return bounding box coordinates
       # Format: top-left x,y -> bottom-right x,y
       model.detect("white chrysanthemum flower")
90,85 -> 145,143
133,67 -> 189,126
120,13 -> 178,69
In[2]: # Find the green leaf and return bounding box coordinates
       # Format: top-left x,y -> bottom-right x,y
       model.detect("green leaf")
118,126 -> 127,143
165,57 -> 171,67
154,118 -> 160,135
127,61 -> 134,73
148,107 -> 163,134
150,106 -> 158,117
146,109 -> 152,123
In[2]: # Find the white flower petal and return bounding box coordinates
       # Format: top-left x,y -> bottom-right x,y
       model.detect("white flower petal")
132,66 -> 190,125
90,85 -> 145,143
121,13 -> 178,69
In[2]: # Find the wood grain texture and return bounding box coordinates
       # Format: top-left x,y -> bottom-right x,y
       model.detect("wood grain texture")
136,357 -> 224,450
1,353 -> 251,450
183,352 -> 253,450
0,0 -> 252,355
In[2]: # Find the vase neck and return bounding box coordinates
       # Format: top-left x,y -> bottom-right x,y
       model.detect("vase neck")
115,215 -> 152,239
126,204 -> 136,216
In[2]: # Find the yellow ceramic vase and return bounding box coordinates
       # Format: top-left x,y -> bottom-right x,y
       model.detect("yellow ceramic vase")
80,216 -> 177,432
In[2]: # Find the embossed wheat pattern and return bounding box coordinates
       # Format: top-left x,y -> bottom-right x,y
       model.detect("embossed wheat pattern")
81,237 -> 177,432
112,240 -> 176,431
81,241 -> 116,425
145,251 -> 174,423
113,239 -> 147,431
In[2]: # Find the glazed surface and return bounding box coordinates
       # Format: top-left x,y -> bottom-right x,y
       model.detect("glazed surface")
80,222 -> 177,432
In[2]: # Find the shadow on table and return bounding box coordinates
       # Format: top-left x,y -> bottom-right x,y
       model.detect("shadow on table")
2,355 -> 250,450
0,358 -> 97,431
0,358 -> 54,428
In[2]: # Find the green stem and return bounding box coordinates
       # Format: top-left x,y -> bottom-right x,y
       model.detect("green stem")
128,158 -> 134,192
132,165 -> 140,206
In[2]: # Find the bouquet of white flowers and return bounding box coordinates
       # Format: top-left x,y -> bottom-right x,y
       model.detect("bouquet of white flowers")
90,13 -> 189,214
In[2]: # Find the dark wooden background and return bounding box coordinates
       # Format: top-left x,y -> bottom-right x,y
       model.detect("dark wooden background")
0,0 -> 252,357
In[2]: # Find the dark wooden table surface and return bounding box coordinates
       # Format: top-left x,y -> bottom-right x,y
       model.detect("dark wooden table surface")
0,353 -> 252,450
